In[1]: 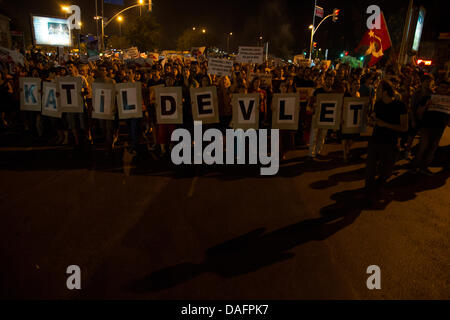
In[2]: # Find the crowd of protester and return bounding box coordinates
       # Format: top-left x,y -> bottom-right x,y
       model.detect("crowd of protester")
0,49 -> 449,205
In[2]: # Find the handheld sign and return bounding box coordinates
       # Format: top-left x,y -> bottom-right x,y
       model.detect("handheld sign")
237,46 -> 264,64
116,82 -> 143,119
315,93 -> 344,129
248,73 -> 272,88
190,86 -> 219,124
155,86 -> 183,124
41,82 -> 62,118
272,93 -> 300,130
20,77 -> 41,112
232,93 -> 260,130
58,76 -> 83,113
428,95 -> 450,114
92,83 -> 116,120
208,58 -> 233,77
342,97 -> 369,134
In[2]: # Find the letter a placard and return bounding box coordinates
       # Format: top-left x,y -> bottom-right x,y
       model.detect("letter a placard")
190,86 -> 219,124
272,93 -> 300,130
20,77 -> 41,112
41,82 -> 62,118
58,76 -> 83,113
342,97 -> 369,134
117,82 -> 143,119
315,93 -> 344,129
155,86 -> 183,124
232,93 -> 259,130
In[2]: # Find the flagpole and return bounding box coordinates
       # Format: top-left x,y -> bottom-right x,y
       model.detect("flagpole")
95,0 -> 99,51
399,0 -> 414,65
309,0 -> 317,61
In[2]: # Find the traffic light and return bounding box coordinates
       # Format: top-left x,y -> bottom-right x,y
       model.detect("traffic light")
313,42 -> 317,48
333,8 -> 340,22
345,51 -> 348,56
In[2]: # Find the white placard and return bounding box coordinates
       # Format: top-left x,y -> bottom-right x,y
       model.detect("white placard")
272,93 -> 300,130
190,86 -> 219,124
41,81 -> 62,118
237,46 -> 264,64
207,58 -> 233,77
232,93 -> 260,130
155,86 -> 183,124
116,82 -> 143,119
20,77 -> 41,112
92,83 -> 116,120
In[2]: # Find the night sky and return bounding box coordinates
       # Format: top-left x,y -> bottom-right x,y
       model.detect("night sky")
0,0 -> 446,58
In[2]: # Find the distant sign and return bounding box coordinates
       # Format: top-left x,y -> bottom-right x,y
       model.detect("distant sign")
124,47 -> 139,59
237,46 -> 264,64
207,58 -> 233,77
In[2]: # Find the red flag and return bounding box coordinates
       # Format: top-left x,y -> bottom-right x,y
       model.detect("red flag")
356,12 -> 392,66
315,6 -> 324,18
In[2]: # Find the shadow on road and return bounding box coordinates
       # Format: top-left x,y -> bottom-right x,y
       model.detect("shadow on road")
123,208 -> 361,293
123,147 -> 449,293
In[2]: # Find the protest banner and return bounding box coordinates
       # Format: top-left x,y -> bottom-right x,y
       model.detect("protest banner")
342,97 -> 369,134
237,46 -> 264,64
207,58 -> 233,77
429,95 -> 450,114
272,93 -> 300,130
125,47 -> 139,60
92,83 -> 116,120
315,93 -> 344,129
116,82 -> 143,119
58,76 -> 83,113
296,87 -> 315,103
19,77 -> 41,112
232,93 -> 260,130
293,54 -> 305,65
41,82 -> 62,118
190,86 -> 219,124
154,86 -> 183,124
248,73 -> 272,87
190,47 -> 206,57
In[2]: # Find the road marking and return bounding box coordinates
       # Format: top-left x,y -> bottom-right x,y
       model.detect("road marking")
187,176 -> 199,198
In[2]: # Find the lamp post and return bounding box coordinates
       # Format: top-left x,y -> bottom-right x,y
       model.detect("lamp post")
227,32 -> 232,53
117,16 -> 123,37
100,0 -> 151,51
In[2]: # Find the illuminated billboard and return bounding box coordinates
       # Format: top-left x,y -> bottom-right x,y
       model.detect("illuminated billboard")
32,15 -> 71,47
412,7 -> 426,52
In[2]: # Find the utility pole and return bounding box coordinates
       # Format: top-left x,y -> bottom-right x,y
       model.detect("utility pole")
399,0 -> 414,65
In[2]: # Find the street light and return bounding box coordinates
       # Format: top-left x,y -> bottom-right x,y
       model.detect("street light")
309,25 -> 313,29
117,16 -> 123,37
202,29 -> 206,33
227,32 -> 233,53
192,27 -> 196,31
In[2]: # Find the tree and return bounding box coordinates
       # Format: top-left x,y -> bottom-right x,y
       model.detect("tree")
177,28 -> 214,51
124,12 -> 160,52
108,35 -> 130,49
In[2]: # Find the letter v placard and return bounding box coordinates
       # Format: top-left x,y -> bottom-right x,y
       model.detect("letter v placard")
232,93 -> 260,130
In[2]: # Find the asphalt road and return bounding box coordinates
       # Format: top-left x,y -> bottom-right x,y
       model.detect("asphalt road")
0,129 -> 449,299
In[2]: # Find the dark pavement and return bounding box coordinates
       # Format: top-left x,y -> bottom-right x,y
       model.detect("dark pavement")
0,129 -> 449,299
